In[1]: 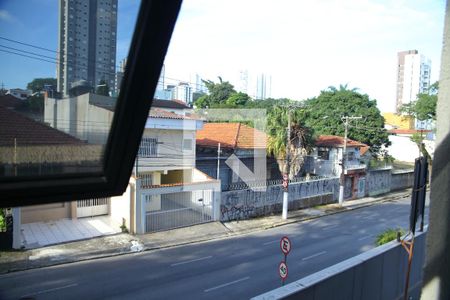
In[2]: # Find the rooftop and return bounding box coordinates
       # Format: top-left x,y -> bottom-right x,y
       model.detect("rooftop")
0,94 -> 24,109
315,135 -> 367,148
196,122 -> 267,149
0,106 -> 84,146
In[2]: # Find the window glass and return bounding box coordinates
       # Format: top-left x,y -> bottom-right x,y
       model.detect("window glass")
0,0 -> 140,178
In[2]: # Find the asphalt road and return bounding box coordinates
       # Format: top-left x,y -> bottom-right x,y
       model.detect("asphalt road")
0,196 -> 428,300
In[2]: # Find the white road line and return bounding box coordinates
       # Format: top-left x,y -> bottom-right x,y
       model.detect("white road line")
358,235 -> 373,241
263,240 -> 279,246
21,283 -> 78,298
171,256 -> 212,267
322,224 -> 338,229
302,251 -> 327,261
204,276 -> 250,293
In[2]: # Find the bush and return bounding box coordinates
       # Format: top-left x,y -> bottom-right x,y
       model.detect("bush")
375,228 -> 405,246
0,209 -> 5,232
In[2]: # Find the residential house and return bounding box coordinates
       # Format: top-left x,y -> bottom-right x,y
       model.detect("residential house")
6,88 -> 31,100
312,135 -> 368,199
196,122 -> 278,190
42,93 -> 219,235
0,106 -> 103,228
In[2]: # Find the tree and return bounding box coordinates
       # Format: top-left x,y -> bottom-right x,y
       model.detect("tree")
267,105 -> 315,178
304,86 -> 390,154
400,81 -> 438,164
225,92 -> 251,107
401,81 -> 438,121
96,79 -> 110,96
26,78 -> 57,93
194,77 -> 237,108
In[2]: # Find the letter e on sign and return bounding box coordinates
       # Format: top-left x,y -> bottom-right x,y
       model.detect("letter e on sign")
280,236 -> 291,255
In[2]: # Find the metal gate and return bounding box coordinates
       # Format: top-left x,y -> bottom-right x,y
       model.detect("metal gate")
145,190 -> 213,232
77,198 -> 109,218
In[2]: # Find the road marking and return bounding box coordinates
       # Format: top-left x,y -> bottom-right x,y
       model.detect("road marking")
322,224 -> 338,229
171,256 -> 212,267
302,251 -> 327,261
263,240 -> 279,245
204,276 -> 250,292
358,235 -> 373,241
21,283 -> 78,298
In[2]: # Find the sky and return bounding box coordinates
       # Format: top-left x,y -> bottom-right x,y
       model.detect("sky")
0,0 -> 446,112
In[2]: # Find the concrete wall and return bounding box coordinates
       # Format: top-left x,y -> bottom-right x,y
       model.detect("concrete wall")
253,230 -> 427,300
367,168 -> 392,196
110,182 -> 132,231
220,178 -> 339,221
391,170 -> 415,191
21,202 -> 73,223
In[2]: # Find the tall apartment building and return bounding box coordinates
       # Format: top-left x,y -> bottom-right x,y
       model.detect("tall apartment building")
256,73 -> 271,100
57,0 -> 118,97
396,50 -> 431,112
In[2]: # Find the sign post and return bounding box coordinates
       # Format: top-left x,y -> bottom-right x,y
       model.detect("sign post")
279,236 -> 291,286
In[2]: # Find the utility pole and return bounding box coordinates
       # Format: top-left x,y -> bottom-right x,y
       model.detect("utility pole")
282,112 -> 291,219
339,116 -> 362,206
217,143 -> 221,180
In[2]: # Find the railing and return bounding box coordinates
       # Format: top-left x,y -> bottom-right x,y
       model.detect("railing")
224,175 -> 328,191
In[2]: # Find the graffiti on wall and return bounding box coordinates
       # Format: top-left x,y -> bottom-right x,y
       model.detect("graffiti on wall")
220,178 -> 339,221
367,169 -> 392,196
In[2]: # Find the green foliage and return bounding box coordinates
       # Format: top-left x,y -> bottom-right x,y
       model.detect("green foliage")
194,77 -> 237,108
304,85 -> 390,154
376,228 -> 405,246
96,79 -> 110,96
267,105 -> 315,176
0,209 -> 5,232
19,94 -> 44,113
26,78 -> 57,93
400,81 -> 438,121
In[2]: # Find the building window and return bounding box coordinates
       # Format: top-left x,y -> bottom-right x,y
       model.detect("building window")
317,148 -> 329,160
139,138 -> 158,157
346,151 -> 355,161
183,139 -> 192,150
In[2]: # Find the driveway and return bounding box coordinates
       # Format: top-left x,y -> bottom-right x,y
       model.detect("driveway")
20,216 -> 122,249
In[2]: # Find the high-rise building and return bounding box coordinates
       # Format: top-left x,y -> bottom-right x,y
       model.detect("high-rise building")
57,0 -> 118,97
172,82 -> 193,106
396,50 -> 431,112
256,73 -> 271,100
114,58 -> 127,96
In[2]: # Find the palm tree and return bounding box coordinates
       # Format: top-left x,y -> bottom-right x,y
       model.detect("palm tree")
267,106 -> 314,179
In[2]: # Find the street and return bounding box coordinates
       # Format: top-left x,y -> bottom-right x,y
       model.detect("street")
0,196 -> 428,300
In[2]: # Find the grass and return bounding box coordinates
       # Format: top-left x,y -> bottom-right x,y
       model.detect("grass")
375,228 -> 405,246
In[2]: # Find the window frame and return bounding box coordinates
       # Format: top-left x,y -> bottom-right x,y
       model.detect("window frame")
0,1 -> 182,207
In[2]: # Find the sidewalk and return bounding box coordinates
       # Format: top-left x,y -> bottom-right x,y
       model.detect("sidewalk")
0,189 -> 411,274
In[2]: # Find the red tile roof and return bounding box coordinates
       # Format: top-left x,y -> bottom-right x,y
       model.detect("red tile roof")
149,108 -> 197,120
388,129 -> 432,135
0,106 -> 84,146
315,135 -> 367,148
152,99 -> 190,109
196,123 -> 267,149
0,95 -> 23,109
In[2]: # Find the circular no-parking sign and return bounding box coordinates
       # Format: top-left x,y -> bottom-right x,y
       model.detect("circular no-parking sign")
280,236 -> 291,255
279,261 -> 288,280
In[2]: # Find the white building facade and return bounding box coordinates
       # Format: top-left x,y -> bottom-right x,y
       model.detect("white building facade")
396,50 -> 431,112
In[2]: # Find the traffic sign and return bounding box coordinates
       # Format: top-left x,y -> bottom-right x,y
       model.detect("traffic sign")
280,236 -> 291,255
279,261 -> 288,280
